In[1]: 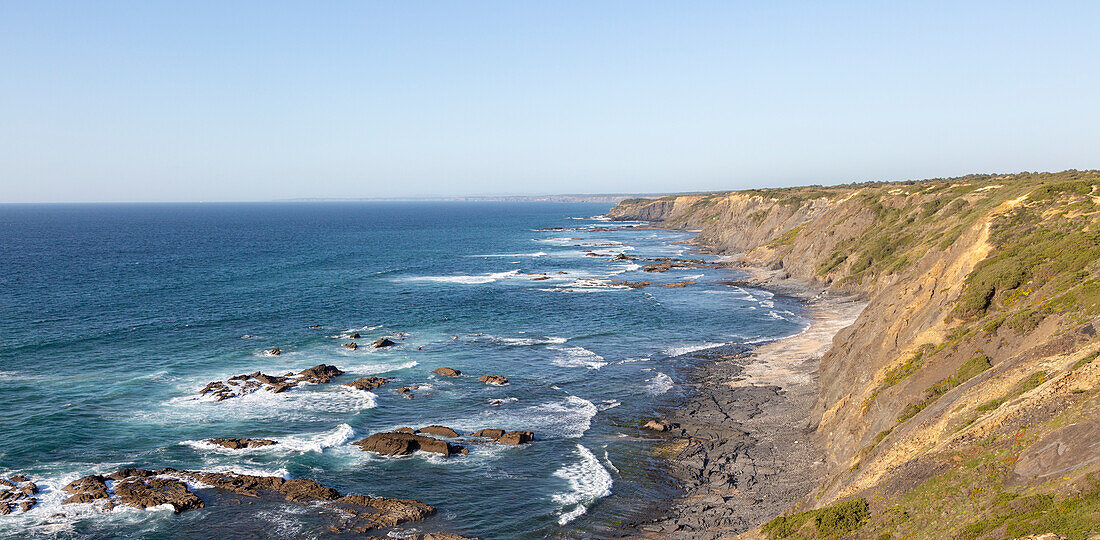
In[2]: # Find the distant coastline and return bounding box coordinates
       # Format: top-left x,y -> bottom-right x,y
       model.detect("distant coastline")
280,194 -> 663,204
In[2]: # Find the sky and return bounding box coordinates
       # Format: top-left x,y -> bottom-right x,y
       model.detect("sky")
1,1 -> 1098,202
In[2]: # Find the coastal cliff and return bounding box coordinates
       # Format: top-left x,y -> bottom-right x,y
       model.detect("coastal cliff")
613,171 -> 1100,539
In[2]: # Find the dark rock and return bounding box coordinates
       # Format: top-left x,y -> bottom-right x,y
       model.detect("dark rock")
308,324 -> 322,329
206,438 -> 278,449
345,377 -> 392,391
267,347 -> 281,356
432,367 -> 461,377
471,429 -> 505,439
297,364 -> 344,383
0,503 -> 9,515
349,332 -> 361,339
372,338 -> 396,348
9,475 -> 29,483
343,342 -> 358,350
393,427 -> 416,434
353,432 -> 467,456
18,498 -> 35,512
497,431 -> 534,445
417,426 -> 459,438
478,375 -> 509,385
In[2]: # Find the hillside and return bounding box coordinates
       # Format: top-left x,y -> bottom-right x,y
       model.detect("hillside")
611,171 -> 1100,539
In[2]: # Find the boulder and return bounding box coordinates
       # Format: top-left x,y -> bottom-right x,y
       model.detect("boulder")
9,475 -> 29,483
267,347 -> 281,356
643,420 -> 670,432
349,332 -> 361,339
298,364 -> 344,383
471,429 -> 505,439
372,338 -> 396,348
18,498 -> 35,512
343,342 -> 358,350
432,367 -> 461,377
353,432 -> 467,456
344,377 -> 391,391
417,426 -> 459,438
478,375 -> 509,385
393,427 -> 416,434
497,431 -> 534,445
206,438 -> 277,449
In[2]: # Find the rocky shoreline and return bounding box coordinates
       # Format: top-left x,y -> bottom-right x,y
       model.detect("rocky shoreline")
631,272 -> 865,539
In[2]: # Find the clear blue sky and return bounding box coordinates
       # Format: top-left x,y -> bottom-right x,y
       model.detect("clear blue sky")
2,1 -> 1098,202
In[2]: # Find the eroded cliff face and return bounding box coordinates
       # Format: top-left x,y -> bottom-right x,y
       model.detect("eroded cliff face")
612,172 -> 1100,538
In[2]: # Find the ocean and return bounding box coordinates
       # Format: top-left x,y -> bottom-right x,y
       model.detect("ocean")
0,202 -> 805,539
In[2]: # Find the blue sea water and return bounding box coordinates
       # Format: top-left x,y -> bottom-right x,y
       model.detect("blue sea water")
0,202 -> 805,539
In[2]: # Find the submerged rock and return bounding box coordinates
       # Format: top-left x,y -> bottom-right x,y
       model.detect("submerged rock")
206,438 -> 278,449
432,367 -> 461,377
353,432 -> 468,456
478,375 -> 509,385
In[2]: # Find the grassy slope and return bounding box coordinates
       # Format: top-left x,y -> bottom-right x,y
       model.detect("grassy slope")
611,171 -> 1100,539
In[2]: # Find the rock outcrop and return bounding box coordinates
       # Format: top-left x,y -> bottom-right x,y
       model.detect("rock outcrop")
372,338 -> 396,348
478,375 -> 508,385
432,367 -> 461,377
61,468 -> 434,532
206,438 -> 277,449
469,429 -> 533,445
344,377 -> 392,391
353,432 -> 468,456
0,475 -> 38,514
199,364 -> 345,401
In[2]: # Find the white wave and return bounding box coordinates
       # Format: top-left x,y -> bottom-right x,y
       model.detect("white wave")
182,423 -> 355,455
473,334 -> 568,346
679,273 -> 705,280
598,399 -> 621,411
342,359 -> 419,374
552,444 -> 613,525
157,386 -> 376,423
401,269 -> 519,285
549,346 -> 608,369
456,395 -> 596,439
617,357 -> 649,364
470,251 -> 548,258
603,449 -> 620,474
645,372 -> 674,395
663,342 -> 727,356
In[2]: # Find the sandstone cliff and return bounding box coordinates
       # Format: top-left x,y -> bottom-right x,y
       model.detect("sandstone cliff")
612,171 -> 1100,539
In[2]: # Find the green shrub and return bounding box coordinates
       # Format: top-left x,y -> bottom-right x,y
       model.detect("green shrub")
762,498 -> 870,539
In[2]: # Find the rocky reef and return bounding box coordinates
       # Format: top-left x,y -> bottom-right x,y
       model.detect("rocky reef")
60,468 -> 436,534
199,364 -> 344,401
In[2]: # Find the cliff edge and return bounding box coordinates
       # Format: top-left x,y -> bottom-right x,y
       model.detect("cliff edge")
613,171 -> 1100,539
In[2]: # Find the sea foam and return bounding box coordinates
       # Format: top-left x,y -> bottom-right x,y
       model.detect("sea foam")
552,444 -> 613,525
